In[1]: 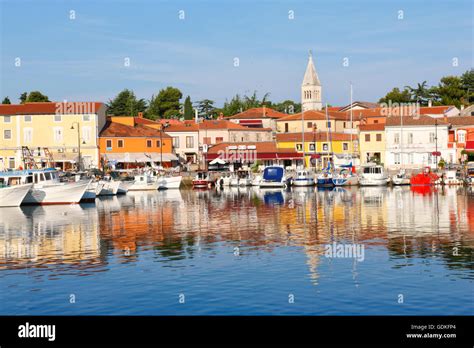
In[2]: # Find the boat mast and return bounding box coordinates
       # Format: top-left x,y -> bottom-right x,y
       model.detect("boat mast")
326,103 -> 333,170
350,83 -> 353,163
302,108 -> 305,169
400,106 -> 403,169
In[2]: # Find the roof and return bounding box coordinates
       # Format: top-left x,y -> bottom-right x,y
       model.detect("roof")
276,110 -> 350,122
351,108 -> 385,119
359,124 -> 386,131
226,107 -> 288,119
276,132 -> 357,142
385,115 -> 450,127
0,102 -> 105,115
419,106 -> 456,115
192,119 -> 270,130
339,101 -> 379,112
302,53 -> 321,86
165,123 -> 200,132
447,116 -> 474,126
207,141 -> 278,154
100,121 -> 172,138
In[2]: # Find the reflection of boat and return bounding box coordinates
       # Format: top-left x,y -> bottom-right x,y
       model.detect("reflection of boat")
332,164 -> 358,186
410,167 -> 439,186
192,171 -> 214,189
0,172 -> 33,207
263,190 -> 284,205
259,166 -> 287,188
392,169 -> 410,185
293,169 -> 315,186
410,185 -> 435,195
359,163 -> 388,186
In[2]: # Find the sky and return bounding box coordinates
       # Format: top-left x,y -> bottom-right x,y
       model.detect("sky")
0,0 -> 472,108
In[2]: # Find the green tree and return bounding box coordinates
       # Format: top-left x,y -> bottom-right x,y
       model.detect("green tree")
147,87 -> 183,120
2,97 -> 11,104
221,94 -> 244,116
107,89 -> 147,116
183,96 -> 193,120
378,87 -> 412,104
405,81 -> 429,105
196,99 -> 216,119
273,100 -> 301,114
25,91 -> 50,103
19,92 -> 28,104
431,76 -> 465,108
460,69 -> 474,104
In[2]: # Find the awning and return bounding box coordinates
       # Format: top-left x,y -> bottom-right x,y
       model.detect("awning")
239,120 -> 263,126
102,152 -> 178,163
47,153 -> 78,163
209,158 -> 226,165
466,141 -> 474,151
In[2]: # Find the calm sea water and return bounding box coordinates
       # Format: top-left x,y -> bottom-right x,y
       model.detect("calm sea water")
0,186 -> 473,315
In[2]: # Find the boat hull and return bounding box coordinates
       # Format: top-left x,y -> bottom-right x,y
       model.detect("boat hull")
0,183 -> 33,207
98,180 -> 121,196
332,175 -> 359,186
117,181 -> 134,194
293,178 -> 315,186
391,176 -> 410,185
317,178 -> 334,187
156,176 -> 182,189
359,177 -> 388,186
192,179 -> 212,189
23,180 -> 91,205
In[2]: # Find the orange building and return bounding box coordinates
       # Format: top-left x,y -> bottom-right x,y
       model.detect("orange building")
99,116 -> 177,169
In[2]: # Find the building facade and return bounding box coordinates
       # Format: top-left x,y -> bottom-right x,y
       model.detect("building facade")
358,124 -> 386,165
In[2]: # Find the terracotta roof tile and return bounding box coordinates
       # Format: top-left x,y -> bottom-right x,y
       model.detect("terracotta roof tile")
277,110 -> 349,122
447,116 -> 474,126
100,121 -> 171,138
276,132 -> 357,142
226,107 -> 288,119
359,124 -> 385,131
385,115 -> 449,127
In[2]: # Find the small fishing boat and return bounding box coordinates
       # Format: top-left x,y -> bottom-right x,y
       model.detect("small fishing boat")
251,173 -> 262,186
259,166 -> 287,188
391,169 -> 410,185
82,182 -> 103,202
117,180 -> 134,194
466,162 -> 474,185
410,167 -> 439,186
98,176 -> 121,196
230,169 -> 252,187
332,164 -> 358,186
441,170 -> 463,185
359,163 -> 389,186
0,173 -> 33,207
192,171 -> 214,189
156,175 -> 182,190
292,169 -> 314,186
128,173 -> 160,191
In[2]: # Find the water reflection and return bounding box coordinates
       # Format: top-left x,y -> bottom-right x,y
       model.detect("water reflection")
0,186 -> 473,314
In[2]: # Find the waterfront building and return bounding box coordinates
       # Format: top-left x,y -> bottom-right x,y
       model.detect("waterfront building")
226,107 -> 288,131
276,110 -> 355,134
0,102 -> 106,170
301,51 -> 323,111
358,124 -> 386,165
99,117 -> 176,169
194,119 -> 273,145
446,116 -> 474,162
164,123 -> 200,165
385,115 -> 454,170
275,132 -> 358,169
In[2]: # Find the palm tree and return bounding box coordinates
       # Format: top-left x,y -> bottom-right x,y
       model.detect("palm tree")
405,81 -> 429,105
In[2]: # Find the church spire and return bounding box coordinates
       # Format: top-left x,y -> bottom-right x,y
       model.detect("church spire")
302,50 -> 321,86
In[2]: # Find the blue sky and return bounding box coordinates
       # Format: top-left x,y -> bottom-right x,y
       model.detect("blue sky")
0,0 -> 472,107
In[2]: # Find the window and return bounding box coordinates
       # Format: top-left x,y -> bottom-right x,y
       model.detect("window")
216,137 -> 224,144
376,134 -> 382,142
429,132 -> 435,143
285,123 -> 289,132
343,122 -> 346,128
24,115 -> 32,122
309,143 -> 316,151
343,143 -> 348,151
296,143 -> 303,151
256,133 -> 261,142
327,121 -> 331,128
428,153 -> 433,164
408,133 -> 413,144
173,137 -> 180,148
82,114 -> 91,122
53,127 -> 63,142
156,140 -> 160,148
146,140 -> 152,148
203,137 -> 211,145
186,136 -> 194,148
374,120 -> 379,124
307,122 -> 312,129
8,157 -> 15,169
82,126 -> 91,142
394,133 -> 400,144
118,139 -> 124,148
106,139 -> 112,150
457,131 -> 466,143
4,129 -> 11,140
394,153 -> 401,165
322,143 -> 329,151
365,134 -> 370,142
24,128 -> 33,143
54,114 -> 62,122
4,116 -> 11,123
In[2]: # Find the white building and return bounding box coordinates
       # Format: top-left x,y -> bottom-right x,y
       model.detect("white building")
301,51 -> 322,111
385,115 -> 455,170
165,123 -> 199,164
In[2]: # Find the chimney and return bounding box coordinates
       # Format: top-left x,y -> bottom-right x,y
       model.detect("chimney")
428,100 -> 432,107
138,112 -> 143,118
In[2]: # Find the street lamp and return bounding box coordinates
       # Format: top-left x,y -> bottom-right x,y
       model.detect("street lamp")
160,121 -> 170,168
71,122 -> 86,171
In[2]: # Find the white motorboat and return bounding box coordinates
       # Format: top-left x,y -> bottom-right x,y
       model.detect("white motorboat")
98,178 -> 121,196
441,170 -> 463,185
293,169 -> 315,186
332,165 -> 358,186
391,169 -> 410,185
359,163 -> 389,186
82,182 -> 103,202
128,174 -> 160,191
0,173 -> 33,207
117,180 -> 134,194
216,174 -> 232,188
156,175 -> 182,189
230,169 -> 252,187
259,166 -> 287,188
251,174 -> 262,186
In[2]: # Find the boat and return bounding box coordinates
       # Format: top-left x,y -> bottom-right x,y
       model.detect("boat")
230,169 -> 252,187
192,171 -> 214,189
128,173 -> 160,191
293,169 -> 315,186
359,163 -> 389,186
391,169 -> 410,185
251,173 -> 262,186
98,176 -> 121,196
18,168 -> 91,205
259,166 -> 287,188
410,167 -> 439,186
156,175 -> 182,189
117,180 -> 134,194
332,163 -> 358,186
466,162 -> 474,185
0,172 -> 33,207
82,182 -> 103,202
441,170 -> 463,185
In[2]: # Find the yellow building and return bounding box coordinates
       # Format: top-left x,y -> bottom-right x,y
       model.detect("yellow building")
358,124 -> 385,165
276,110 -> 358,133
276,132 -> 358,168
0,102 -> 106,170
